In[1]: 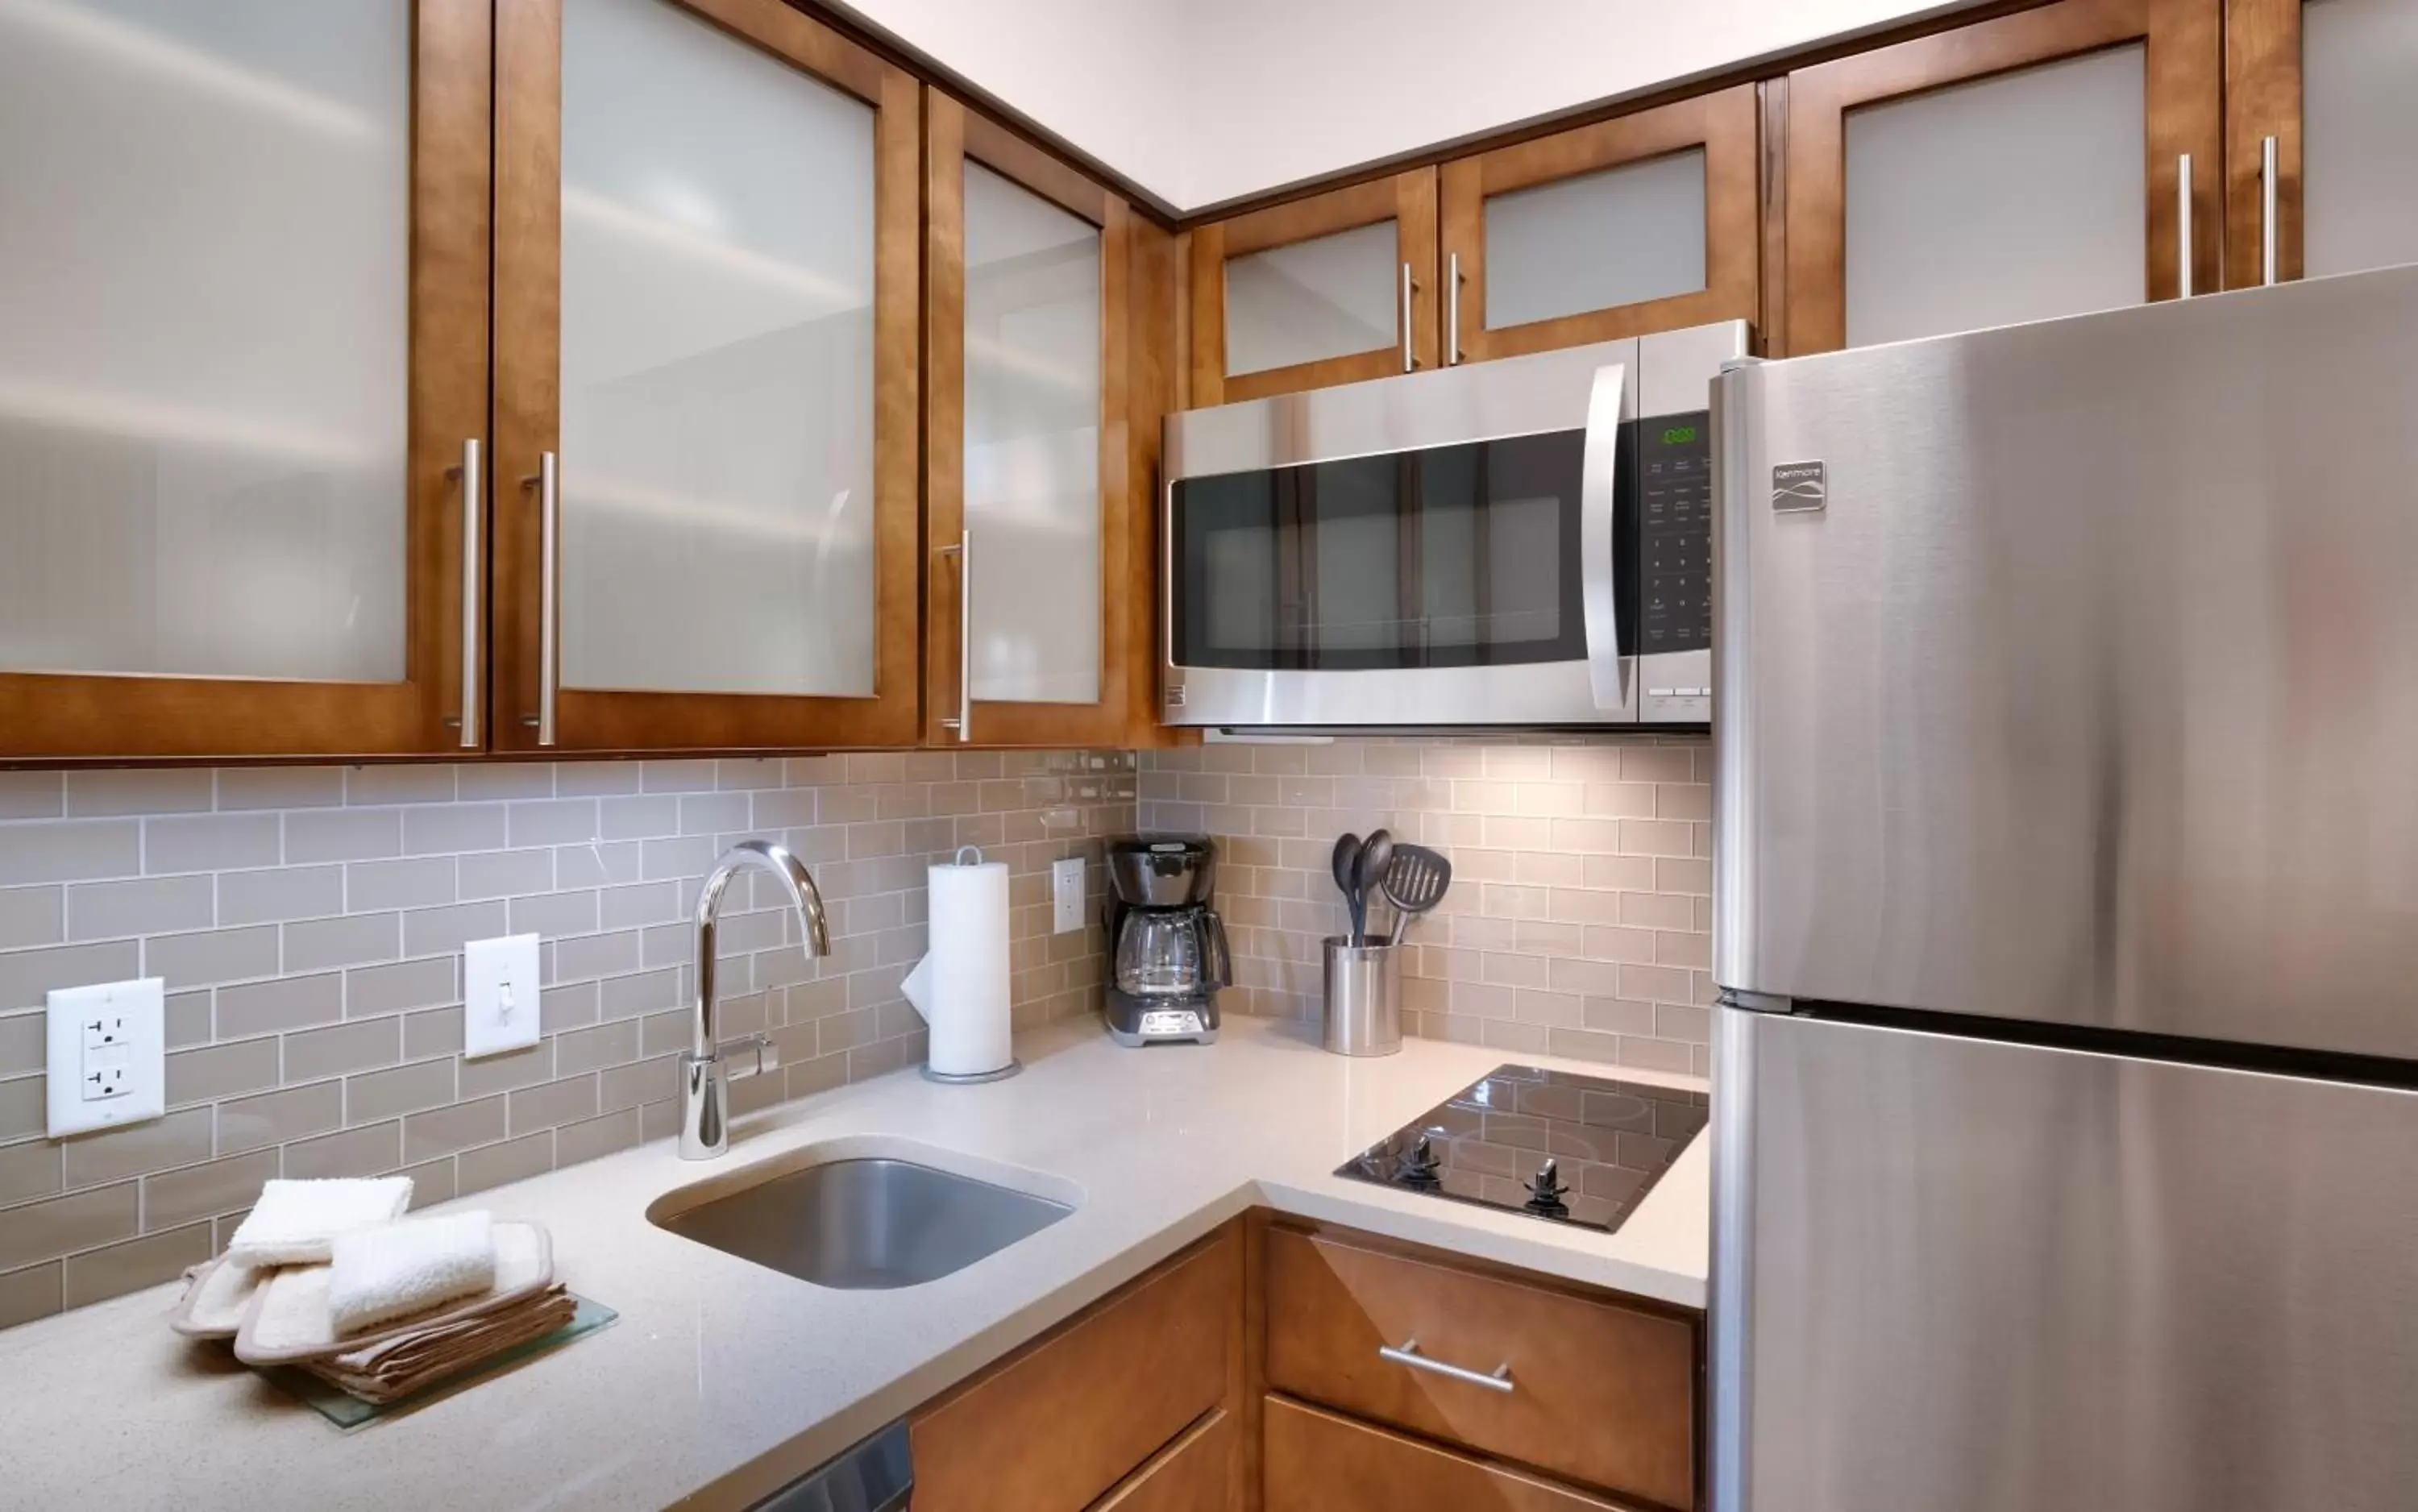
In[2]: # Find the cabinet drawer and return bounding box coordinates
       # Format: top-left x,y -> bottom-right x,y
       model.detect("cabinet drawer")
1092,1406 -> 1234,1512
912,1224 -> 1238,1511
1263,1394 -> 1635,1512
1264,1224 -> 1697,1510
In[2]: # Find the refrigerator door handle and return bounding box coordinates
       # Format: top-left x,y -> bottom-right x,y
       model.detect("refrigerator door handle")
1580,360 -> 1630,711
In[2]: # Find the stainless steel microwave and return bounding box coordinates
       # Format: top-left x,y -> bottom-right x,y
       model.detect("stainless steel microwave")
1160,322 -> 1745,730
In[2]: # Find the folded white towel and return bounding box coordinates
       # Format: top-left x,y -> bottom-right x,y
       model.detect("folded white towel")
326,1211 -> 497,1336
225,1177 -> 414,1267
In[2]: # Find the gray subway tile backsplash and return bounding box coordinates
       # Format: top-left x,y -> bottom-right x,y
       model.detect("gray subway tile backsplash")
1,750 -> 1131,1335
0,740 -> 1700,1338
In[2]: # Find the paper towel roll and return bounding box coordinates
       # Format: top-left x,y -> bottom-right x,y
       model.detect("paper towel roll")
900,849 -> 1015,1078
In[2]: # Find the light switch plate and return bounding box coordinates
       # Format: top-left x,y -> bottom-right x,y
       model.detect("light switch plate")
1051,857 -> 1086,934
47,978 -> 165,1137
463,934 -> 542,1059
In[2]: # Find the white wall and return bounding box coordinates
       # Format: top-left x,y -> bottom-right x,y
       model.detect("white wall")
821,0 -> 1199,206
833,0 -> 1989,214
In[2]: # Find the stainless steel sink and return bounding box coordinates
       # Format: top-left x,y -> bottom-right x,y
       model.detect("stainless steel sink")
648,1157 -> 1074,1290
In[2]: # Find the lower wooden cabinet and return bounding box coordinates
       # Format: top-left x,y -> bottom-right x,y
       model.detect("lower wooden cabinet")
1095,1406 -> 1236,1512
1263,1395 -> 1639,1512
1263,1221 -> 1699,1510
908,1221 -> 1242,1510
899,1211 -> 1700,1512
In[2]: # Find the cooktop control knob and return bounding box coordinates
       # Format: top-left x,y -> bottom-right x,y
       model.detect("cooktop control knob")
1524,1157 -> 1571,1217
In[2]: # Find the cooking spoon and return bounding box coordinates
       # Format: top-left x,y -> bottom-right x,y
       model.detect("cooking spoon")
1353,829 -> 1394,946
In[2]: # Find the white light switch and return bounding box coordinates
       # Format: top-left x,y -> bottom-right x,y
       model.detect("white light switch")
463,934 -> 542,1059
1051,857 -> 1086,935
47,978 -> 164,1137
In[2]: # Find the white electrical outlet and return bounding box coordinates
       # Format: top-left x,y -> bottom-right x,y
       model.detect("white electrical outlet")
463,934 -> 542,1059
47,978 -> 164,1137
1051,857 -> 1086,934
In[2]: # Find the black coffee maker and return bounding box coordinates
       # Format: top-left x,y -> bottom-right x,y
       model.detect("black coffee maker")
1103,835 -> 1229,1046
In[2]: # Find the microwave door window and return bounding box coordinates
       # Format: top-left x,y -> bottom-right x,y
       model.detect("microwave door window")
1171,427 -> 1588,672
1176,469 -> 1308,669
1413,432 -> 1586,667
1308,455 -> 1409,660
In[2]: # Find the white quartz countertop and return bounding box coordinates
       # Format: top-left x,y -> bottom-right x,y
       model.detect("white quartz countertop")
0,1017 -> 1708,1511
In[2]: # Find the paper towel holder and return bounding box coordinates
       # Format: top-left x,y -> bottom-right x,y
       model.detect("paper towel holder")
905,846 -> 1024,1085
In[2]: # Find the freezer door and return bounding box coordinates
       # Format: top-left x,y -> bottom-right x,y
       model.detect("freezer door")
1711,1006 -> 2418,1512
1713,262 -> 2418,1061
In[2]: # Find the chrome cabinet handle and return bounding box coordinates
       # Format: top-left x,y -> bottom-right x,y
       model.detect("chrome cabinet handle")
938,531 -> 970,741
1380,1339 -> 1514,1394
2261,135 -> 2279,287
522,451 -> 559,746
1400,261 -> 1416,373
1578,360 -> 1630,712
451,438 -> 482,749
2177,152 -> 2194,299
1447,251 -> 1462,365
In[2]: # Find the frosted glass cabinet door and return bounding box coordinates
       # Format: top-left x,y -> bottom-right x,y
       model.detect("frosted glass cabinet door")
490,0 -> 923,751
923,93 -> 1137,747
1190,170 -> 1439,405
0,0 -> 492,758
1782,0 -> 2222,355
962,162 -> 1103,708
2227,0 -> 2418,286
1843,47 -> 2148,347
1439,85 -> 1760,365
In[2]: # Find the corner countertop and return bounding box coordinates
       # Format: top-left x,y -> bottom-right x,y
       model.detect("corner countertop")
0,1017 -> 1708,1511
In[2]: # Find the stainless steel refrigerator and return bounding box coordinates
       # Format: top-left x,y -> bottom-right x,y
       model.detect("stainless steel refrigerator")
1710,263 -> 2418,1512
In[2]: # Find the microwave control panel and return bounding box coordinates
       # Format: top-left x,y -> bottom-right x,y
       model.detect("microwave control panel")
1637,409 -> 1714,658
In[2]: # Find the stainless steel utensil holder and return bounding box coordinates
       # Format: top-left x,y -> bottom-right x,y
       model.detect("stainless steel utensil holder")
1323,935 -> 1402,1057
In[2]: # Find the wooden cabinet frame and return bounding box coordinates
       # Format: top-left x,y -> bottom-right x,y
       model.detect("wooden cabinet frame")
1187,170 -> 1440,406
1439,84 -> 1762,365
2225,0 -> 2303,287
922,93 -> 1140,748
0,0 -> 492,761
489,0 -> 924,754
1779,0 -> 2222,355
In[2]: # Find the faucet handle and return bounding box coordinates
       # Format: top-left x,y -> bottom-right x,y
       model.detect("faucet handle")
720,1032 -> 775,1080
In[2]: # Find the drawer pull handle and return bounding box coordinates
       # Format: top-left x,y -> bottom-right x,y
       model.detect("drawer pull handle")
1379,1339 -> 1514,1394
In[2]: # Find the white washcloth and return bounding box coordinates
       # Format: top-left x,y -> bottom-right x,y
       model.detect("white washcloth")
224,1177 -> 413,1267
327,1211 -> 496,1336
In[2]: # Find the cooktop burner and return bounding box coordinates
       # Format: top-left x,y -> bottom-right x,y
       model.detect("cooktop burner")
1335,1064 -> 1708,1234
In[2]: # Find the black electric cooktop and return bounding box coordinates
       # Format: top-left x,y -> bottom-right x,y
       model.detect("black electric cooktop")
1336,1064 -> 1708,1234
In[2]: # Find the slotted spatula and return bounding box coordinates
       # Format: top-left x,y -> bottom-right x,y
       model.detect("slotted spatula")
1380,844 -> 1452,947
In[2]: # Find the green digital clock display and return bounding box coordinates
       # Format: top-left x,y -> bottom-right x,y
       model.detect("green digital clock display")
1661,425 -> 1699,446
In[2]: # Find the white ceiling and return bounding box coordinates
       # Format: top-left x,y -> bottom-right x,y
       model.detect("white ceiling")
828,0 -> 1990,214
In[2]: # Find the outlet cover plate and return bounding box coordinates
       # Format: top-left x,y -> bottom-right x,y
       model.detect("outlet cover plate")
47,978 -> 165,1137
464,934 -> 542,1059
1051,857 -> 1086,934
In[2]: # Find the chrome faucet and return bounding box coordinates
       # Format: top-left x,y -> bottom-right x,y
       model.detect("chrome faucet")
680,839 -> 830,1161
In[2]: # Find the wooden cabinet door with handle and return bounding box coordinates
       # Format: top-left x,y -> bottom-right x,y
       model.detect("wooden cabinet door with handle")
1188,170 -> 1440,405
490,0 -> 922,754
1779,0 -> 2221,355
2225,0 -> 2418,289
1263,1222 -> 1698,1510
1439,85 -> 1761,366
0,0 -> 491,759
923,93 -> 1144,749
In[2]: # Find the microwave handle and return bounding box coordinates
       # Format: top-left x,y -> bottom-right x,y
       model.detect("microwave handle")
1580,361 -> 1630,711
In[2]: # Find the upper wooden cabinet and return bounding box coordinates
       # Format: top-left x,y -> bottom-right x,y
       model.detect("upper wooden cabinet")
0,0 -> 491,760
1778,0 -> 2222,355
1188,170 -> 1441,405
923,94 -> 1145,748
2225,0 -> 2418,289
1439,85 -> 1762,365
489,0 -> 924,754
